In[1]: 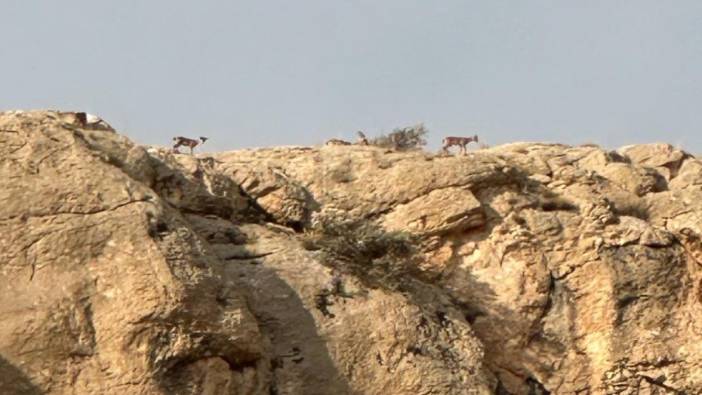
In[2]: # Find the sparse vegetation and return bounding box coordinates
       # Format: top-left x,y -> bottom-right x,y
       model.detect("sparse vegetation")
303,215 -> 418,290
610,198 -> 650,220
606,150 -> 630,163
579,142 -> 600,148
538,190 -> 579,212
370,123 -> 428,151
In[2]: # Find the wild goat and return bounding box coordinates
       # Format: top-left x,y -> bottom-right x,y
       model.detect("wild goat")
73,112 -> 113,131
442,135 -> 479,155
173,136 -> 208,154
356,131 -> 369,145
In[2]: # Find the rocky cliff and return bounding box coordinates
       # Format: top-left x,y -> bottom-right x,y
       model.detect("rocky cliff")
1,111 -> 700,394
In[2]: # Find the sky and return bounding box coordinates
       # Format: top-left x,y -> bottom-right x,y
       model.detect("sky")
1,1 -> 701,153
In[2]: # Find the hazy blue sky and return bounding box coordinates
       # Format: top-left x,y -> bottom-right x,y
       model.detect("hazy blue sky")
1,1 -> 701,152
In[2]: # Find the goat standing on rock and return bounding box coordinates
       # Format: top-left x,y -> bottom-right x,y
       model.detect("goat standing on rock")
173,136 -> 208,155
442,135 -> 479,155
73,112 -> 113,131
356,131 -> 369,145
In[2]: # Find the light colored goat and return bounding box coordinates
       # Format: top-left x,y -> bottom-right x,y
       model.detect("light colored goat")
442,135 -> 479,155
356,131 -> 369,145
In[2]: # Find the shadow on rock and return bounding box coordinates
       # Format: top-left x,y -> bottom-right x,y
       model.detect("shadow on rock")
225,262 -> 353,395
0,356 -> 42,395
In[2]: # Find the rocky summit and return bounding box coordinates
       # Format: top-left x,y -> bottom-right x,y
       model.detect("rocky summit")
1,111 -> 701,395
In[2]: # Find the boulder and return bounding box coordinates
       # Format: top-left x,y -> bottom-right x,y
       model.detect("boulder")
618,143 -> 689,180
382,187 -> 484,235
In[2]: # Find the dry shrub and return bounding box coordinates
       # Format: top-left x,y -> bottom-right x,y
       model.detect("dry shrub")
579,142 -> 600,148
370,123 -> 428,151
303,216 -> 417,290
538,190 -> 579,212
606,150 -> 630,163
610,198 -> 650,221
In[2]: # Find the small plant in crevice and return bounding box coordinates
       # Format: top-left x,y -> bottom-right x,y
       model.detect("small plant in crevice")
609,198 -> 650,221
605,150 -> 630,163
537,190 -> 579,212
302,216 -> 419,291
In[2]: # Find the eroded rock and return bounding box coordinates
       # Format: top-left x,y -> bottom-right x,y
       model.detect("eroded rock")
382,187 -> 484,235
0,111 -> 266,394
2,111 -> 702,394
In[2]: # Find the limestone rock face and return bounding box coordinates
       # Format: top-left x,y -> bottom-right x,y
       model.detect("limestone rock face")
0,111 -> 266,394
382,187 -> 484,236
2,112 -> 702,395
213,142 -> 702,394
618,143 -> 689,180
0,111 -> 493,394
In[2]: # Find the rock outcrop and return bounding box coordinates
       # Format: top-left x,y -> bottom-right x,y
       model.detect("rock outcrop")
1,111 -> 701,394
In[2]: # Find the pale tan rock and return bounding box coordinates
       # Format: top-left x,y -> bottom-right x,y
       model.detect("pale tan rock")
146,148 -> 251,220
603,216 -> 674,247
381,187 -> 484,235
225,163 -> 312,227
214,146 -> 516,223
224,225 -> 494,395
669,157 -> 702,190
595,162 -> 666,196
0,111 -> 267,394
0,111 -> 495,394
618,143 -> 689,181
618,143 -> 687,169
209,141 -> 702,394
3,112 -> 702,394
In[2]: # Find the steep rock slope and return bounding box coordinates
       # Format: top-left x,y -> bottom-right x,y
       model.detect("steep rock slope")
214,143 -> 702,394
0,111 -> 268,394
1,111 -> 701,394
1,112 -> 492,394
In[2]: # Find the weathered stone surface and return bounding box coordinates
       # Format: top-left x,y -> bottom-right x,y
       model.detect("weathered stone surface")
212,140 -> 702,393
1,111 -> 494,394
669,156 -> 702,190
214,145 -> 516,224
220,152 -> 315,227
2,111 -> 702,394
618,143 -> 689,180
382,187 -> 484,235
0,111 -> 267,394
618,143 -> 687,167
595,162 -> 667,196
225,224 -> 493,394
145,148 -> 251,220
